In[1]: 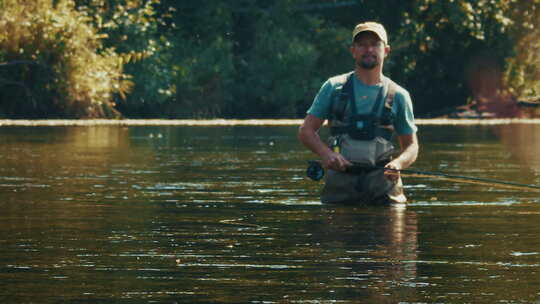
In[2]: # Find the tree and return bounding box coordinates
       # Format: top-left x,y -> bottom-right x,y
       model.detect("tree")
391,0 -> 513,116
75,0 -> 176,117
2,0 -> 540,118
0,0 -> 130,118
503,1 -> 540,100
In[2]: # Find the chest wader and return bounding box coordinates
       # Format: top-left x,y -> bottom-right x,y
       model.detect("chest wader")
321,72 -> 407,205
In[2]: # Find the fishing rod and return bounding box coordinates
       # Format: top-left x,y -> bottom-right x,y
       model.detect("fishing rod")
306,160 -> 540,191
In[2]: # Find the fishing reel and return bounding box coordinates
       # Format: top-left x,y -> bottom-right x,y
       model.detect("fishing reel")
306,160 -> 324,181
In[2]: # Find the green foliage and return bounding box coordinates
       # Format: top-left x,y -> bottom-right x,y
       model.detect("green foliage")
391,0 -> 514,115
167,0 -> 347,118
230,3 -> 321,117
174,36 -> 235,118
161,0 -> 529,118
168,0 -> 235,118
3,0 -> 540,118
0,0 -> 130,118
75,0 -> 175,116
503,1 -> 540,99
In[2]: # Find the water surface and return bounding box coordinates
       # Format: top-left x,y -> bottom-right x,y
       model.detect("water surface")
1,123 -> 540,303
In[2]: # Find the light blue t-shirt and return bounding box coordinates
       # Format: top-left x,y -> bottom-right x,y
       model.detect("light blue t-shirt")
307,72 -> 418,135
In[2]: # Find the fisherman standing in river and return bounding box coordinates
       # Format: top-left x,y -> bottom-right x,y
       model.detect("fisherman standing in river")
298,21 -> 419,205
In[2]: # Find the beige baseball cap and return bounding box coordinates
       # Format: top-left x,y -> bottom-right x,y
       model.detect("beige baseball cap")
352,22 -> 388,44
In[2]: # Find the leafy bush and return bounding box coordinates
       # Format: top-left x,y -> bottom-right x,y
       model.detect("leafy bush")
3,0 -> 540,119
0,0 -> 131,118
502,2 -> 540,100
76,0 -> 176,117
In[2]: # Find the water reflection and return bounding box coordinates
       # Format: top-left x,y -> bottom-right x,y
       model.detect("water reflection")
1,124 -> 540,303
493,123 -> 540,173
0,126 -> 161,207
409,125 -> 540,205
308,205 -> 419,302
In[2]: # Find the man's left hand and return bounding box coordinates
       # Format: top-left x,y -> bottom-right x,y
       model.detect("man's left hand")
384,161 -> 401,182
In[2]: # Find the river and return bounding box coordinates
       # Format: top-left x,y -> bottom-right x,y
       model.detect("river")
1,122 -> 539,303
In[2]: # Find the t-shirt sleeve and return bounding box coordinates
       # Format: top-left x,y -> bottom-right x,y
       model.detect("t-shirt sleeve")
306,79 -> 334,120
393,90 -> 418,135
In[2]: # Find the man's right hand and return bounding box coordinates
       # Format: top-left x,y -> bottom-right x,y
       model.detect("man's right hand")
298,115 -> 352,172
321,151 -> 352,172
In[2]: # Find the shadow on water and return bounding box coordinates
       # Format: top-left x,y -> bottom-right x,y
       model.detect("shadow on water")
0,123 -> 540,303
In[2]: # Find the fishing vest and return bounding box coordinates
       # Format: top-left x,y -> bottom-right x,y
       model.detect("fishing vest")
321,72 -> 406,204
328,71 -> 397,141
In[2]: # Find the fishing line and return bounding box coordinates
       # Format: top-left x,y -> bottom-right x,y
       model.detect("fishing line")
391,167 -> 540,191
306,161 -> 540,191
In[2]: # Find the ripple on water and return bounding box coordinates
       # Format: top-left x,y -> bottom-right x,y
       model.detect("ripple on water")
2,124 -> 540,304
409,199 -> 527,207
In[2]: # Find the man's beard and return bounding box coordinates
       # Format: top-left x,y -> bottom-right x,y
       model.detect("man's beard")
358,55 -> 378,70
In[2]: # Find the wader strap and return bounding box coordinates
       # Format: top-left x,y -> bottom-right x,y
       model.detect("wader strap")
384,79 -> 398,110
346,74 -> 384,118
376,79 -> 398,140
329,72 -> 354,121
329,74 -> 396,141
329,72 -> 353,135
330,72 -> 384,122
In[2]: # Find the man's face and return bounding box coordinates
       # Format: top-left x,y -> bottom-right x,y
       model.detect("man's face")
351,32 -> 389,70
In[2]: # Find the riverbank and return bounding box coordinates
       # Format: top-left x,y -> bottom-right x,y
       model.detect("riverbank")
2,118 -> 540,126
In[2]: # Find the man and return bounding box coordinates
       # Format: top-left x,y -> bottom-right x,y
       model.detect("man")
298,21 -> 419,204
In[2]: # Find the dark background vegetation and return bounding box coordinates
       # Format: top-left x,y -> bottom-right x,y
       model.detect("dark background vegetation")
0,0 -> 539,119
